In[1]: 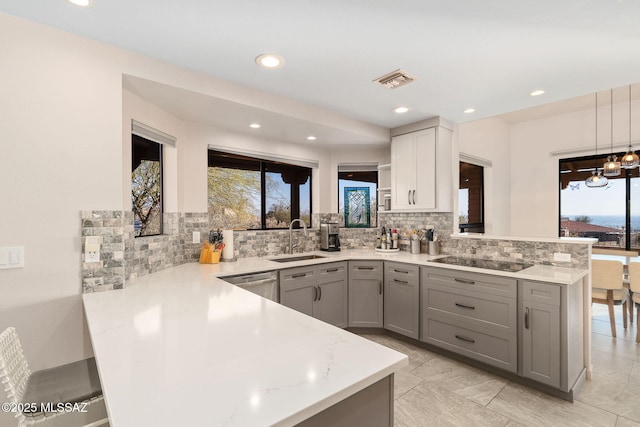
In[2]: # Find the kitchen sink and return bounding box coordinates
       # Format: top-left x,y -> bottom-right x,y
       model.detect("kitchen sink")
271,254 -> 327,263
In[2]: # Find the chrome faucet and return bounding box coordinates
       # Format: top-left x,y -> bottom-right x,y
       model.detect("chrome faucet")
289,219 -> 309,254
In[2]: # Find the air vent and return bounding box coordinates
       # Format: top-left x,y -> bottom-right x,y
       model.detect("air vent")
373,69 -> 417,89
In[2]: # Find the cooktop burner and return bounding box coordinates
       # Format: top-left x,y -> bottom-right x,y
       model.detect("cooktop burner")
430,257 -> 532,272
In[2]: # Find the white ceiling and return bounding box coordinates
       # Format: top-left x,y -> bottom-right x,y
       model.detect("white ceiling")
3,0 -> 640,144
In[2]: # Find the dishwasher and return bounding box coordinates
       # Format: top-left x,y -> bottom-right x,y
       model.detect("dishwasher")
220,271 -> 279,302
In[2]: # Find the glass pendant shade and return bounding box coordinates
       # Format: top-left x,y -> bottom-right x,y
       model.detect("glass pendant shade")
621,148 -> 639,169
585,170 -> 608,188
603,155 -> 621,176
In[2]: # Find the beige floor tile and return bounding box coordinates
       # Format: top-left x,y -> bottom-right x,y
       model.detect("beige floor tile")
589,347 -> 636,382
617,417 -> 640,427
488,382 -> 617,427
411,355 -> 507,406
395,387 -> 514,427
394,369 -> 425,399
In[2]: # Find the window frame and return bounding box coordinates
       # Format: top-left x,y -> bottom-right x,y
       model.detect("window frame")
458,161 -> 485,233
208,150 -> 313,230
558,151 -> 640,250
131,134 -> 164,237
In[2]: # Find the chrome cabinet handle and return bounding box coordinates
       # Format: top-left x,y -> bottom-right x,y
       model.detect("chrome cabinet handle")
358,266 -> 374,270
318,285 -> 322,301
379,280 -> 383,295
412,190 -> 416,205
408,190 -> 411,204
326,268 -> 339,273
525,307 -> 530,329
393,278 -> 409,284
455,334 -> 476,344
455,302 -> 475,310
292,273 -> 306,278
454,278 -> 475,285
394,269 -> 409,274
313,286 -> 318,301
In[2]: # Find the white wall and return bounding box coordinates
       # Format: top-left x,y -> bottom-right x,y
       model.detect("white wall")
457,117 -> 512,235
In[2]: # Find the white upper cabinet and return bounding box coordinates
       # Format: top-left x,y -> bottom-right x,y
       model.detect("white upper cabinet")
390,124 -> 453,212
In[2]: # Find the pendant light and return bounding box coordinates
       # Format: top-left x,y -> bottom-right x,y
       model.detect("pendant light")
621,85 -> 639,168
586,92 -> 608,188
603,89 -> 622,176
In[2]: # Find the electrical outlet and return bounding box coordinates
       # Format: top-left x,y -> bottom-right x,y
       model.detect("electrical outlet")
553,252 -> 572,262
192,231 -> 200,244
0,246 -> 24,269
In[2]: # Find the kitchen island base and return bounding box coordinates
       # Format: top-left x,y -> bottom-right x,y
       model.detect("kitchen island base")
296,375 -> 393,427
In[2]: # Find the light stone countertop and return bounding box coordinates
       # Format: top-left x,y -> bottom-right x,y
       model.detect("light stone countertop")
83,249 -> 589,426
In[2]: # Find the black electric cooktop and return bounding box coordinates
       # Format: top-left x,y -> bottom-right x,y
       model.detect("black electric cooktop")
430,257 -> 532,272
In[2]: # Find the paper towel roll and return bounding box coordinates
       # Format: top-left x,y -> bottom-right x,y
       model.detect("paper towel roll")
222,229 -> 234,260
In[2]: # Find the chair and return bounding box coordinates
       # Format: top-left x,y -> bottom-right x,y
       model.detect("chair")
627,262 -> 640,343
0,327 -> 107,427
592,260 -> 630,338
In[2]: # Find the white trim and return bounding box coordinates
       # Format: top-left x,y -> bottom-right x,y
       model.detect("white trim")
338,163 -> 379,172
459,152 -> 492,167
550,141 -> 639,157
131,120 -> 176,147
209,145 -> 319,169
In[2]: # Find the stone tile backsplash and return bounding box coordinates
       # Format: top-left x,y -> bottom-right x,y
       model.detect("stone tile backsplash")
81,209 -> 589,292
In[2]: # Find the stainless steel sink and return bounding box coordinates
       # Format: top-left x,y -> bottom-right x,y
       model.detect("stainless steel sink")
270,254 -> 327,263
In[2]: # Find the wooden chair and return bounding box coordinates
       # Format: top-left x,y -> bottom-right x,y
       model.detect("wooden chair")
0,327 -> 107,427
592,259 -> 629,338
628,262 -> 640,343
592,247 -> 639,256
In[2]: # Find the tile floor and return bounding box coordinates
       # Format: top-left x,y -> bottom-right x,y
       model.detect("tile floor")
358,303 -> 640,427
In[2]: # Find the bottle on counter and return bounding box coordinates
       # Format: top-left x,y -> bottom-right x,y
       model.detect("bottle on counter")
381,227 -> 387,250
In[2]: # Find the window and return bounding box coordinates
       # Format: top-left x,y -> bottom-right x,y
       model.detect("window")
459,161 -> 484,233
208,150 -> 312,229
132,135 -> 163,237
559,152 -> 640,249
338,169 -> 377,228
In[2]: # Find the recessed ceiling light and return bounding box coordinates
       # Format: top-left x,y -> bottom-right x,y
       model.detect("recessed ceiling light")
530,90 -> 545,97
392,106 -> 410,114
464,108 -> 476,114
255,54 -> 285,69
249,123 -> 261,129
67,0 -> 93,7
307,136 -> 317,141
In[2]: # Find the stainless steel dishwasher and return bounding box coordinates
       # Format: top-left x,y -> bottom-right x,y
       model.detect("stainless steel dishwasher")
219,271 -> 279,302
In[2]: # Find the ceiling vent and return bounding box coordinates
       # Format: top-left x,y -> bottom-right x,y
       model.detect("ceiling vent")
373,69 -> 417,89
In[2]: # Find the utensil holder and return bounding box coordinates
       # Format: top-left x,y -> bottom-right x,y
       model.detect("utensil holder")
410,240 -> 420,254
428,241 -> 439,255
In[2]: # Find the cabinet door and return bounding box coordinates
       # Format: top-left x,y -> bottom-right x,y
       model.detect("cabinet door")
280,268 -> 316,318
316,264 -> 348,328
384,263 -> 420,339
413,128 -> 436,209
349,261 -> 384,327
522,300 -> 561,388
391,133 -> 415,210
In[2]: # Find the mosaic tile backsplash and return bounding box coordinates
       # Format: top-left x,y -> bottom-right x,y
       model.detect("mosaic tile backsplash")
81,209 -> 589,293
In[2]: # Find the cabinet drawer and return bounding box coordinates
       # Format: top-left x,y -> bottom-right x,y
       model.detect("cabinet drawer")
280,266 -> 316,283
386,262 -> 419,281
423,285 -> 516,334
422,317 -> 517,372
349,261 -> 383,278
522,280 -> 560,307
422,267 -> 517,298
319,262 -> 347,278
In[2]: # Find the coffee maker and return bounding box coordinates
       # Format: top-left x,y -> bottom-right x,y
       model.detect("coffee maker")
320,221 -> 340,251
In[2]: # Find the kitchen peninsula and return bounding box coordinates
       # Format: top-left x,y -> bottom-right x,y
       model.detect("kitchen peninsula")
83,247 -> 590,426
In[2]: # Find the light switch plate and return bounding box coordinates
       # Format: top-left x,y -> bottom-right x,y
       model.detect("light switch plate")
553,252 -> 572,262
0,246 -> 24,269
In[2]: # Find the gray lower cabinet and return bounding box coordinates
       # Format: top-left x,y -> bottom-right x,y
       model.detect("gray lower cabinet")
520,279 -> 583,392
280,262 -> 348,328
384,262 -> 420,339
421,267 -> 518,373
348,261 -> 384,328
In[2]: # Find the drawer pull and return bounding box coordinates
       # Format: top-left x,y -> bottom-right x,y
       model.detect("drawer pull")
379,280 -> 383,295
525,307 -> 530,329
326,268 -> 339,273
454,302 -> 475,310
313,286 -> 318,301
292,273 -> 307,278
357,266 -> 374,270
455,334 -> 476,344
454,278 -> 475,285
318,285 -> 322,301
394,269 -> 409,274
393,278 -> 409,284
